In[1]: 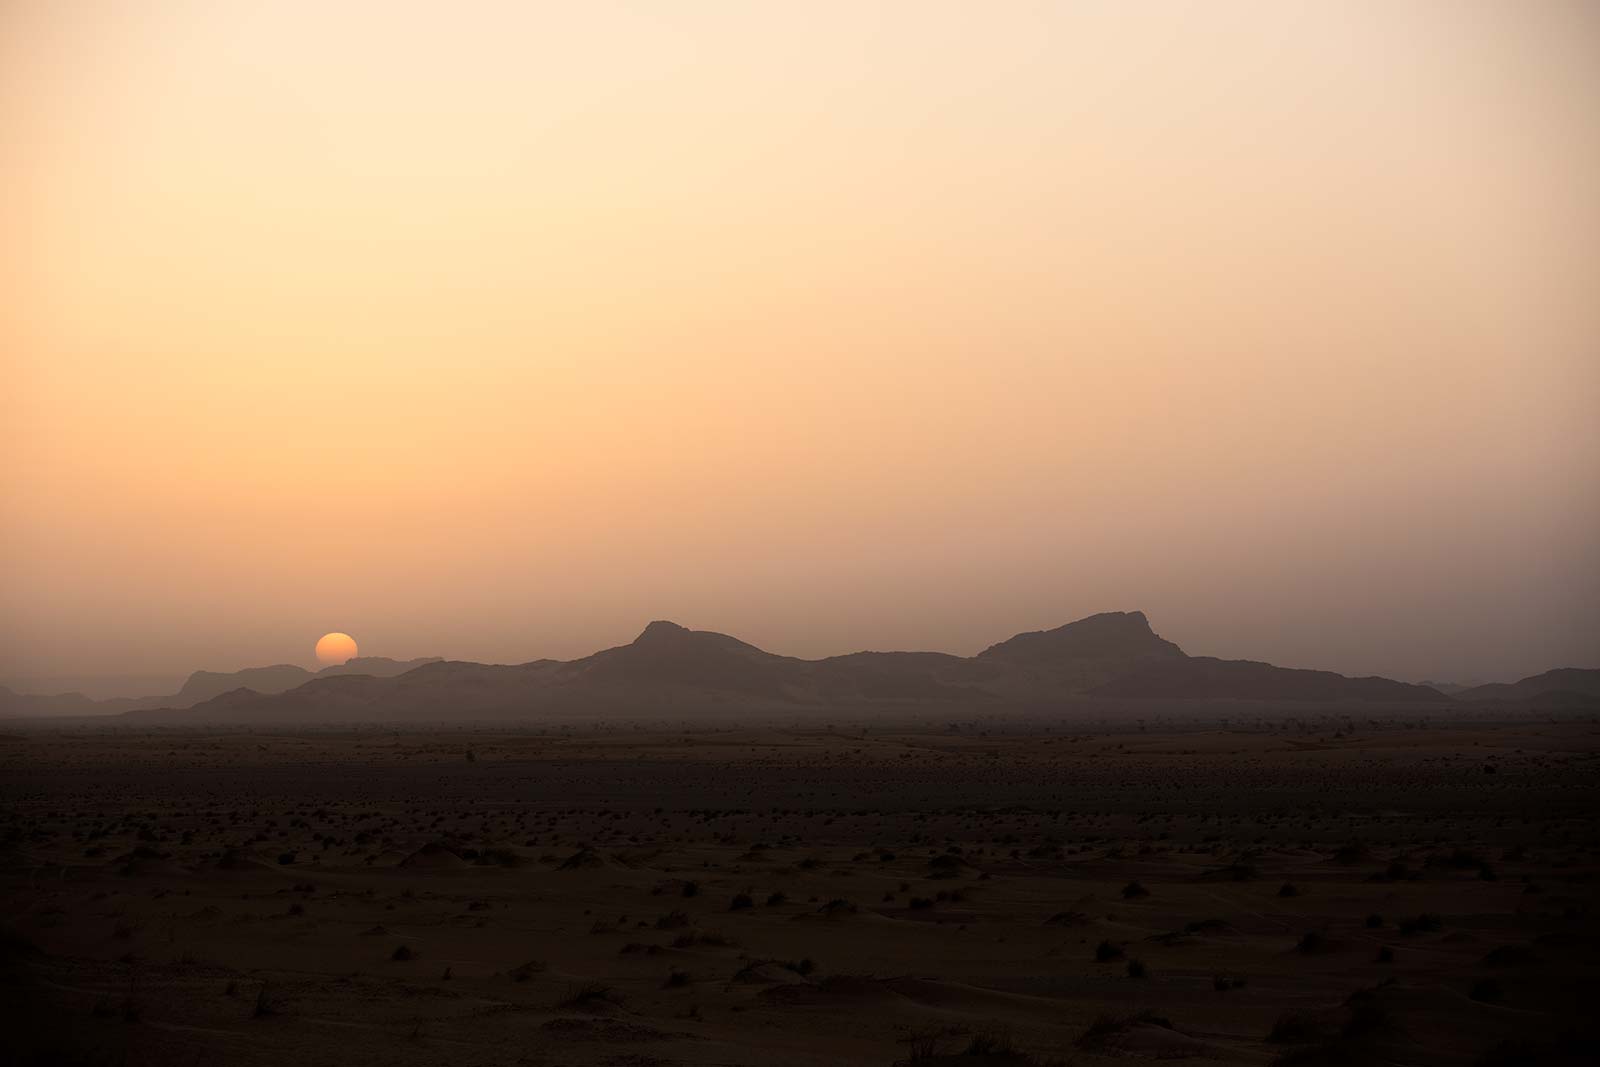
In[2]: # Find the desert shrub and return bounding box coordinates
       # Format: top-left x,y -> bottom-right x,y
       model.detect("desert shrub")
1078,1010 -> 1174,1051
1121,880 -> 1149,899
1398,913 -> 1442,935
655,909 -> 691,930
1296,930 -> 1332,954
1045,910 -> 1089,927
1126,958 -> 1147,979
729,891 -> 753,911
391,944 -> 416,961
664,968 -> 691,988
672,929 -> 738,948
1365,913 -> 1383,928
1469,978 -> 1504,1004
1278,882 -> 1300,897
558,982 -> 619,1009
509,959 -> 546,981
901,1026 -> 948,1061
476,848 -> 519,868
252,983 -> 279,1018
1341,988 -> 1394,1039
765,891 -> 786,906
277,851 -> 296,865
1375,946 -> 1394,963
1379,859 -> 1412,882
1095,940 -> 1125,962
964,1025 -> 1017,1055
1268,1012 -> 1326,1044
1208,862 -> 1258,881
1475,1034 -> 1600,1066
1079,1014 -> 1125,1048
1333,842 -> 1368,864
1481,945 -> 1539,967
680,880 -> 699,898
1436,848 -> 1484,870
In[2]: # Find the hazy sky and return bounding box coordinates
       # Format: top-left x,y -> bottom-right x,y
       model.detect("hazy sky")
4,1 -> 1597,689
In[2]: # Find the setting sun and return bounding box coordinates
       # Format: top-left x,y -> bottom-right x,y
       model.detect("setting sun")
314,632 -> 357,667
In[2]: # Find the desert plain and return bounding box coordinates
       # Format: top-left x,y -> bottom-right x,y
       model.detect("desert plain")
2,713 -> 1596,1066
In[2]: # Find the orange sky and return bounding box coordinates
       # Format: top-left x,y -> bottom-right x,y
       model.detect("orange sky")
3,1 -> 1597,688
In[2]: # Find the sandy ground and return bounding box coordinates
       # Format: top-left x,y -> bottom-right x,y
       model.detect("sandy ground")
1,717 -> 1596,1065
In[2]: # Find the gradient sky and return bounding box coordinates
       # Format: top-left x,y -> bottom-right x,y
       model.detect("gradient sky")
3,1 -> 1597,691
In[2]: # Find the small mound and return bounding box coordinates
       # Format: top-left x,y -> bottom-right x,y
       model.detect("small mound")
759,975 -> 901,1006
732,961 -> 809,985
1482,944 -> 1541,967
400,842 -> 468,869
211,850 -> 279,874
1078,1012 -> 1204,1057
539,1017 -> 665,1041
1044,910 -> 1091,927
558,848 -> 609,870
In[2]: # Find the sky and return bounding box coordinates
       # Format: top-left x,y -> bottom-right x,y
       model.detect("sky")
3,1 -> 1598,692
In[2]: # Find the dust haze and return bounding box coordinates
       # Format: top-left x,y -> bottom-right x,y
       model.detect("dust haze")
4,1 -> 1599,687
3,4 -> 1599,1067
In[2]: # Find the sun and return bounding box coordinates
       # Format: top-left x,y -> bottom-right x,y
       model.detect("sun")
315,632 -> 358,666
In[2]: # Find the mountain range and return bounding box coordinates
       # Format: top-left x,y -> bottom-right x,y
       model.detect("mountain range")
1453,667 -> 1600,707
0,657 -> 440,718
7,612 -> 1593,723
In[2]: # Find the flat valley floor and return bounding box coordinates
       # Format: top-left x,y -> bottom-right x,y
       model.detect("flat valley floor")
2,717 -> 1596,1065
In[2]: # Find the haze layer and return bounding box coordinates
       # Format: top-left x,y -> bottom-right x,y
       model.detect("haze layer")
3,2 -> 1597,684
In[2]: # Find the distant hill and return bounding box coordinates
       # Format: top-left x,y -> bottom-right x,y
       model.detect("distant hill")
1455,668 -> 1600,705
1090,656 -> 1440,702
173,665 -> 319,706
979,610 -> 1184,664
171,657 -> 444,706
0,686 -> 105,718
116,612 -> 1463,723
579,620 -> 796,698
1,657 -> 441,718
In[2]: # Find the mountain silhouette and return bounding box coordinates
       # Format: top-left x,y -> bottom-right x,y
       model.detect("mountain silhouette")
978,610 -> 1183,664
17,613 -> 1588,724
104,612 -> 1464,723
1454,667 -> 1600,706
1088,656 -> 1439,702
0,656 -> 441,718
577,621 -> 795,697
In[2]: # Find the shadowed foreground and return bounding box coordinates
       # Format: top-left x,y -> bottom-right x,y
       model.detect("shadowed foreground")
2,717 -> 1596,1065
